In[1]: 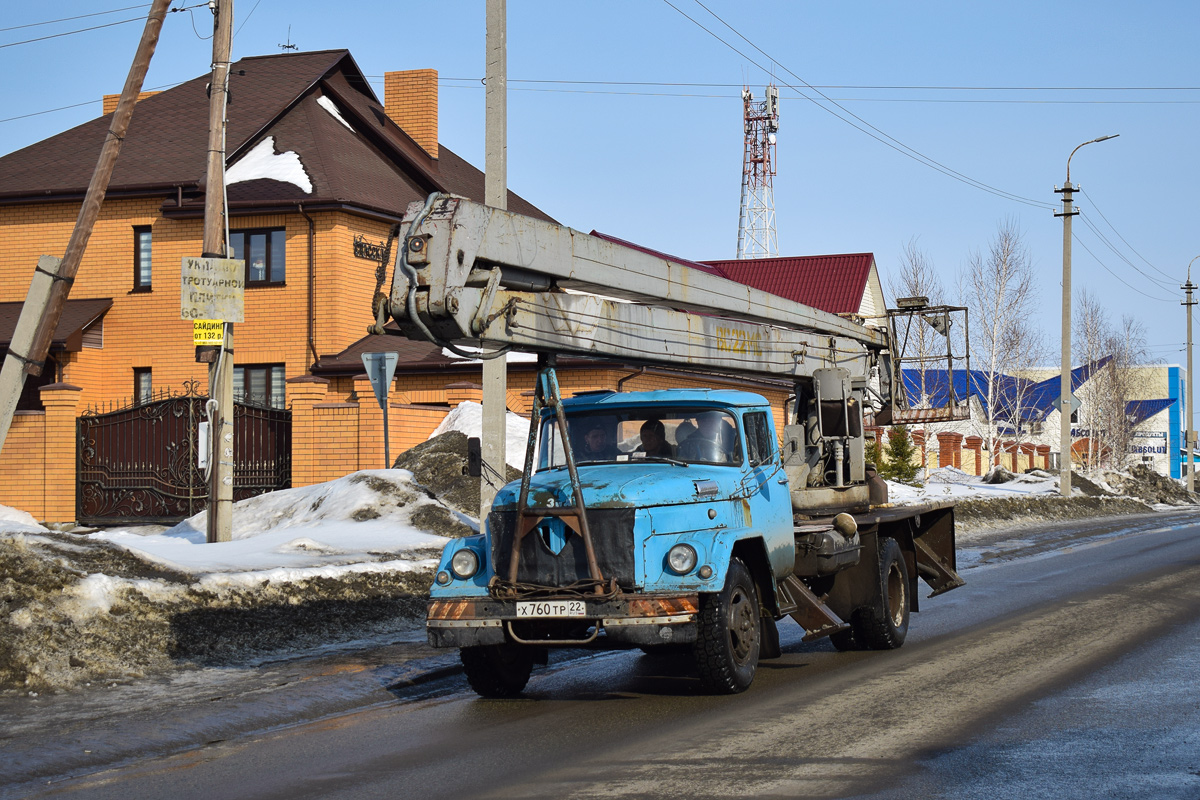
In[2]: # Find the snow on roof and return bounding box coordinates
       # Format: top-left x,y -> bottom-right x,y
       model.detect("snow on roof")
225,136 -> 313,194
316,95 -> 355,132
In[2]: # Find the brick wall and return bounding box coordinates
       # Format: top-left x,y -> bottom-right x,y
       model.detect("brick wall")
383,69 -> 438,158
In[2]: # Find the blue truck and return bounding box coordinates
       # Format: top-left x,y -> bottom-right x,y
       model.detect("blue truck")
375,195 -> 967,695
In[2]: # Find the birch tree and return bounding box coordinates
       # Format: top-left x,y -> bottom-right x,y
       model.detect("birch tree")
960,219 -> 1039,467
1074,291 -> 1152,471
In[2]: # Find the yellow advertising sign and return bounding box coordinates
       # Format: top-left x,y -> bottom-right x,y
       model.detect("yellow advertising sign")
193,319 -> 225,346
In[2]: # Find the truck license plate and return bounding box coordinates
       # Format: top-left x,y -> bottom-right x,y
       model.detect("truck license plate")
516,600 -> 586,618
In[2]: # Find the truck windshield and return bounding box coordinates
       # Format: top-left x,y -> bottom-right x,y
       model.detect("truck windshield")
538,407 -> 743,469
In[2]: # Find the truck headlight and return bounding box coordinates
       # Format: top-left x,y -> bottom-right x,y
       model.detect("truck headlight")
450,548 -> 480,579
666,543 -> 697,575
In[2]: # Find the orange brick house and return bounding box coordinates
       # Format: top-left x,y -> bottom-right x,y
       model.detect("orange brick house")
0,49 -> 559,522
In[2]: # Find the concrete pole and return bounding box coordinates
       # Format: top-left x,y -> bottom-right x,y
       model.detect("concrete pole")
1184,259 -> 1197,492
1056,182 -> 1076,497
204,0 -> 234,543
480,0 -> 508,521
1055,134 -> 1118,497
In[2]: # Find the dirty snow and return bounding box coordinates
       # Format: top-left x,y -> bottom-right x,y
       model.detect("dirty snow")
887,466 -> 1064,504
430,400 -> 532,470
225,136 -> 313,193
89,470 -> 453,577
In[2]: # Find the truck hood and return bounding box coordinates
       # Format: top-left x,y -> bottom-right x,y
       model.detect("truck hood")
493,463 -> 746,510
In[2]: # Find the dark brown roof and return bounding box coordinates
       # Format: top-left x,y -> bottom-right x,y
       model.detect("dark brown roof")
0,50 -> 552,222
0,298 -> 111,350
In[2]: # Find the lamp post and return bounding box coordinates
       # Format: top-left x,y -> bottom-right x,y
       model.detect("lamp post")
1056,134 -> 1118,497
1185,256 -> 1199,493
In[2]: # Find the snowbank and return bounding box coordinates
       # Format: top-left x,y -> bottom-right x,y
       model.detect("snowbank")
430,401 -> 531,470
89,470 -> 460,576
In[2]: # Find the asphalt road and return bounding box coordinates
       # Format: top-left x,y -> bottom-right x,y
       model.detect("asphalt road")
12,511 -> 1200,800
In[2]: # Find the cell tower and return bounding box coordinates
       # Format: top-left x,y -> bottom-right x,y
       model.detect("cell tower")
736,84 -> 779,259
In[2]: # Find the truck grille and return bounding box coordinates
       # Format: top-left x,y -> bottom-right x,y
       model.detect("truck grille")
489,508 -> 637,589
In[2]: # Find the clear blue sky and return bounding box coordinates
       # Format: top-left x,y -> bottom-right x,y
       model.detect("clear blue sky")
2,2 -> 1198,396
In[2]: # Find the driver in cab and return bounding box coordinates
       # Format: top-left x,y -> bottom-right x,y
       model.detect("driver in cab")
578,423 -> 617,461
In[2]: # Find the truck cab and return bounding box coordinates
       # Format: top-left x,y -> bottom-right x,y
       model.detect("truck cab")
428,389 -> 795,694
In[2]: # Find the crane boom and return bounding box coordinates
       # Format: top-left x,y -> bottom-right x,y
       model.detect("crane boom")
376,194 -> 891,388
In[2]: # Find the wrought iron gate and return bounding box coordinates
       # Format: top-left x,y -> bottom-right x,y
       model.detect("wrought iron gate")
77,383 -> 291,525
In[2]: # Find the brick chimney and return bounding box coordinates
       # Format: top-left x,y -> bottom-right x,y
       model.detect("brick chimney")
384,69 -> 438,159
101,91 -> 160,115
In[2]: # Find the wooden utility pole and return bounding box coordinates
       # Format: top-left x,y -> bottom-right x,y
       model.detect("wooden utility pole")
480,0 -> 508,521
0,0 -> 172,457
204,0 -> 235,543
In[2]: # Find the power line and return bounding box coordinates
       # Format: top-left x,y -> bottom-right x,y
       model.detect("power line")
0,4 -> 152,33
437,77 -> 1200,92
0,80 -> 189,125
662,0 -> 1057,211
1080,188 -> 1179,282
0,2 -> 206,50
1072,233 -> 1175,302
233,0 -> 265,38
1077,214 -> 1175,291
430,82 -> 1200,105
0,15 -> 147,49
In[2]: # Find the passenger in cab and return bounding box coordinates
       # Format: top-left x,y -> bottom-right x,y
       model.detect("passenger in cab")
636,418 -> 675,458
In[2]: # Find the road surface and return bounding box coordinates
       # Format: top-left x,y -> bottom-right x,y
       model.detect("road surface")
6,510 -> 1200,799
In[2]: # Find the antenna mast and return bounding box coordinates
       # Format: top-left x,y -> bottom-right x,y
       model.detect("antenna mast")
736,84 -> 779,259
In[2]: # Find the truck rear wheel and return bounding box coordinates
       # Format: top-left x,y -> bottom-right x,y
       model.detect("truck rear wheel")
460,644 -> 534,698
693,557 -> 760,693
854,536 -> 910,650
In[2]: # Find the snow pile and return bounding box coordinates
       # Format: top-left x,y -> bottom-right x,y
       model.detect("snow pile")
0,470 -> 479,693
430,400 -> 532,470
887,466 -> 1063,504
90,470 -> 465,577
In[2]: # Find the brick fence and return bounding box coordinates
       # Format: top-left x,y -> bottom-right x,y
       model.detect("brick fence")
866,426 -> 1052,477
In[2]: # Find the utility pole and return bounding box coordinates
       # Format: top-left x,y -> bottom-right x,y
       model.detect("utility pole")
1055,134 -> 1118,497
204,0 -> 235,543
0,0 -> 172,457
1184,256 -> 1198,493
480,0 -> 507,521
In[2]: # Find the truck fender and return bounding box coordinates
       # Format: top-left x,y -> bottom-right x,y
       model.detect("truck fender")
730,537 -> 780,618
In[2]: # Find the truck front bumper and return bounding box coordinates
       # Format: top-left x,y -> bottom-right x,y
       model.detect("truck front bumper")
427,594 -> 700,649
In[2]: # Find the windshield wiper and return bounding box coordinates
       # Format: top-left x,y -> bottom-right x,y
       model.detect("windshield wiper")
634,456 -> 690,468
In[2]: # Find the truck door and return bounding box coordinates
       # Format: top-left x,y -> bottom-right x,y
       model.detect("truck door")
742,410 -> 794,576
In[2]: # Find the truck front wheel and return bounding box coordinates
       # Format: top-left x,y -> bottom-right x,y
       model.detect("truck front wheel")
693,557 -> 760,693
854,536 -> 910,650
461,644 -> 534,698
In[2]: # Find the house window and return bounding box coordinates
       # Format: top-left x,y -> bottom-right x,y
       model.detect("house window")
133,226 -> 152,291
234,364 -> 285,408
230,228 -> 286,285
134,368 -> 152,404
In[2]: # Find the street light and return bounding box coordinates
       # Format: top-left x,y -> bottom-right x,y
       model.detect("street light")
1057,134 -> 1119,497
1184,255 -> 1199,493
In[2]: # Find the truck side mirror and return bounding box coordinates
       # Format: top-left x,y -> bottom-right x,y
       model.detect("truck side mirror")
465,436 -> 482,477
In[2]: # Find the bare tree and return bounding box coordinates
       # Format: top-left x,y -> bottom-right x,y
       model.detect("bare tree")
1074,291 -> 1152,471
960,218 -> 1039,467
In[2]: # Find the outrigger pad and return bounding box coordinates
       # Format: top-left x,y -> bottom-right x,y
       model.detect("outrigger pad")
777,574 -> 850,642
913,537 -> 966,598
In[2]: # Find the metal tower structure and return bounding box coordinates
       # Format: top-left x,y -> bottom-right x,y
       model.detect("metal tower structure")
736,84 -> 780,259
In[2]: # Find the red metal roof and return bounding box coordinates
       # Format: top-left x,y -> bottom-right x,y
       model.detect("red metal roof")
700,254 -> 875,315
